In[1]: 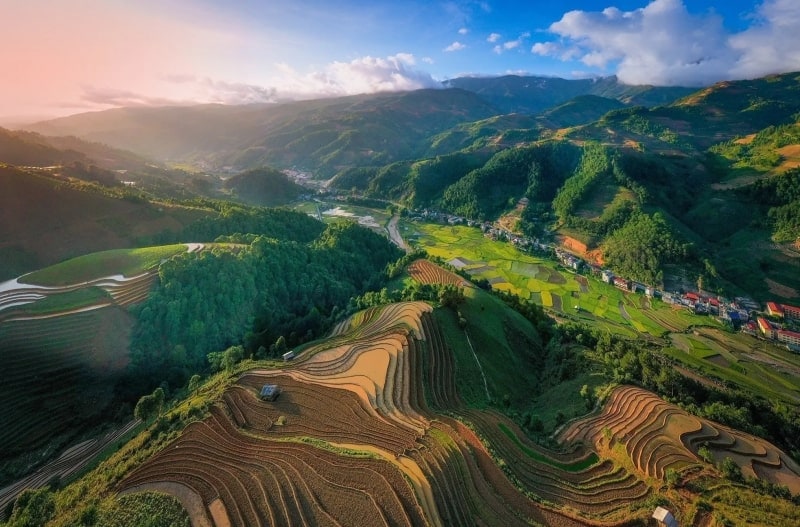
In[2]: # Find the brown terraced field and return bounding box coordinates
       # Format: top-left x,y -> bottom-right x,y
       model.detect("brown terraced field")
118,295 -> 663,526
113,261 -> 800,526
407,259 -> 469,287
562,385 -> 800,494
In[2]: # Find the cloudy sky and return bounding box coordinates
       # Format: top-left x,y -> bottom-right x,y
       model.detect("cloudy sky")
3,0 -> 800,121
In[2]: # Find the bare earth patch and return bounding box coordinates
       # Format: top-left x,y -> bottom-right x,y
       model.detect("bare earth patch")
765,277 -> 799,298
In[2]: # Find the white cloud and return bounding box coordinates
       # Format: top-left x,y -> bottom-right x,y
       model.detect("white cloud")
444,41 -> 467,52
422,56 -> 435,64
270,53 -> 440,99
487,32 -> 501,43
532,0 -> 800,86
493,32 -> 530,54
458,27 -> 469,35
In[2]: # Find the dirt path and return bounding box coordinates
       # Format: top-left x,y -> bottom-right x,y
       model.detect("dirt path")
464,330 -> 491,402
387,215 -> 409,252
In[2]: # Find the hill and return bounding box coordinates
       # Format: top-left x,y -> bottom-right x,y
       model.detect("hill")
223,167 -> 304,206
10,260 -> 798,526
0,166 -> 210,281
539,95 -> 626,128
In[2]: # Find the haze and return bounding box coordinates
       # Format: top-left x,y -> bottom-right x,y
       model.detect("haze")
2,0 -> 800,122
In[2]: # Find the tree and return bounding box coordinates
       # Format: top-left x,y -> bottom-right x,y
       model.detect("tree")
580,384 -> 595,410
7,487 -> 55,527
720,457 -> 743,482
134,387 -> 165,421
665,468 -> 681,489
438,285 -> 465,309
187,374 -> 202,393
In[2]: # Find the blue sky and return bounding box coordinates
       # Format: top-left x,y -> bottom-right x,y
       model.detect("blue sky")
2,0 -> 799,120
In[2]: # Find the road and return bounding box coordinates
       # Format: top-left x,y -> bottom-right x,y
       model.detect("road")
387,215 -> 410,252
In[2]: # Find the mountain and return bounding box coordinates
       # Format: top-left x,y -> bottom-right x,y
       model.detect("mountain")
443,74 -> 695,114
0,127 -> 151,170
539,95 -> 626,128
28,89 -> 500,176
24,75 -> 693,177
223,167 -> 304,206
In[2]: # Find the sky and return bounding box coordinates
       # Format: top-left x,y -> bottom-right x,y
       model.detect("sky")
2,0 -> 800,122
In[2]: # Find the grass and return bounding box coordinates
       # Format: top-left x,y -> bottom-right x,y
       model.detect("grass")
21,245 -> 187,286
14,287 -> 112,316
434,286 -> 541,409
498,423 -> 599,472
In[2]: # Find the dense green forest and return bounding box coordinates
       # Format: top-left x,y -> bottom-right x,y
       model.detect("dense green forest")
746,167 -> 800,242
125,220 -> 401,397
440,142 -> 579,219
223,167 -> 304,206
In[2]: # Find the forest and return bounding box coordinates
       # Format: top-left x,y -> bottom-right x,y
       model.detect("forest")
123,215 -> 401,399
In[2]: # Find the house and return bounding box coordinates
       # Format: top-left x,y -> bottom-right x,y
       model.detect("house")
613,277 -> 630,291
766,301 -> 785,318
781,303 -> 800,320
282,350 -> 296,361
652,506 -> 678,527
742,321 -> 759,336
757,317 -> 776,339
645,285 -> 655,298
777,329 -> 800,351
601,270 -> 614,284
259,384 -> 281,401
684,292 -> 700,305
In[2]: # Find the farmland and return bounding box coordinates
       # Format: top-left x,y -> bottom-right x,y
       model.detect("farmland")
117,299 -> 664,526
7,259 -> 799,526
406,221 -> 708,338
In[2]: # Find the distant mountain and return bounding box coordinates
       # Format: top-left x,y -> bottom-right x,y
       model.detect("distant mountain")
223,167 -> 304,206
571,72 -> 800,150
28,89 -> 500,177
443,75 -> 694,114
539,95 -> 626,128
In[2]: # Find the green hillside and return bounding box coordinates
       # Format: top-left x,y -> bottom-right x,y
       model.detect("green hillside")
223,166 -> 304,206
0,166 -> 209,281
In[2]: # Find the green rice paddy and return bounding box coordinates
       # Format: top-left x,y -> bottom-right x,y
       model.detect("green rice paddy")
409,222 -> 713,338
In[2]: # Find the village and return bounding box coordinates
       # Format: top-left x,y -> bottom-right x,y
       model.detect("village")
406,207 -> 800,353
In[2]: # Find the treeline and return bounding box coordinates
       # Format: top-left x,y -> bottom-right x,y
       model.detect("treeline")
124,221 -> 400,397
151,204 -> 325,246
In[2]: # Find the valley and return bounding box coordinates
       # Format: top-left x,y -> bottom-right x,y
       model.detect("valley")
1,70 -> 800,527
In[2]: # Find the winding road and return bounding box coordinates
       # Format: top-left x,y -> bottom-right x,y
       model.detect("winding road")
387,214 -> 410,252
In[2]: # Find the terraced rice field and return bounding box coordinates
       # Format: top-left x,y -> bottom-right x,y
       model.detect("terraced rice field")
562,386 -> 800,493
407,259 -> 469,287
120,294 -> 663,525
0,307 -> 133,458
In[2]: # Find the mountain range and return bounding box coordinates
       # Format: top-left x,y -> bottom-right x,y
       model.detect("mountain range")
9,71 -> 800,301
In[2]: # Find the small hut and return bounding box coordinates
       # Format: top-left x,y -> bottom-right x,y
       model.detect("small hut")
652,506 -> 678,527
260,384 -> 281,402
